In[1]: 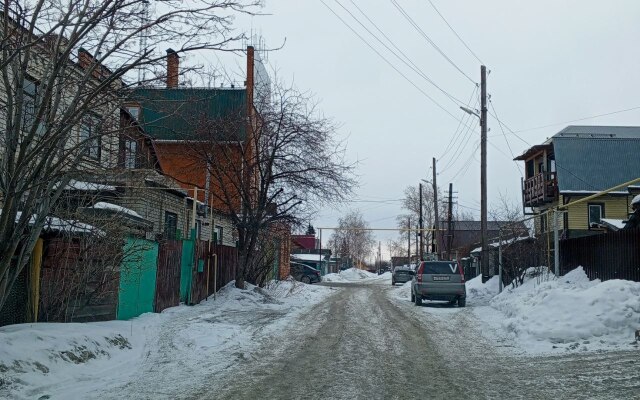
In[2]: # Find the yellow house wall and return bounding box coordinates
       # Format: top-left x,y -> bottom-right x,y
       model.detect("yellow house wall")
563,195 -> 631,230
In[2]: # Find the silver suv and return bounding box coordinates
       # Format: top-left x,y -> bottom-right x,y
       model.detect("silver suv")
391,266 -> 414,285
410,261 -> 466,307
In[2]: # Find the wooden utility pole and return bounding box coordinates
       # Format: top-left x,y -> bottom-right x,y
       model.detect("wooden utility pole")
447,183 -> 453,260
480,65 -> 489,282
432,158 -> 439,258
419,182 -> 424,261
407,217 -> 411,264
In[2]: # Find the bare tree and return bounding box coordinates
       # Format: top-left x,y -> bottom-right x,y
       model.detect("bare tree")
183,78 -> 356,288
0,0 -> 258,311
328,210 -> 375,269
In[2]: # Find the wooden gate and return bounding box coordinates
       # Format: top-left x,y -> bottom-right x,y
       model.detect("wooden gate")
155,240 -> 182,312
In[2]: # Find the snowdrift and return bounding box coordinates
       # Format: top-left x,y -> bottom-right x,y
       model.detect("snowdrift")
323,268 -> 385,282
474,267 -> 640,353
0,279 -> 335,399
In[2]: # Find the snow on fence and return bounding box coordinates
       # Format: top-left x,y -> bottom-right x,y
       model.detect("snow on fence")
560,229 -> 640,282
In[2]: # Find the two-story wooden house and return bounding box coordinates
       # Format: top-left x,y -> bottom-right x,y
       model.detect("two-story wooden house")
515,125 -> 640,238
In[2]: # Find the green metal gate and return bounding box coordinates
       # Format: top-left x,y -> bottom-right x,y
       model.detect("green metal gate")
117,237 -> 159,320
179,233 -> 195,303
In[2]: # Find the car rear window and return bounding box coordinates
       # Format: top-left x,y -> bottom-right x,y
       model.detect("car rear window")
423,262 -> 459,275
395,269 -> 414,274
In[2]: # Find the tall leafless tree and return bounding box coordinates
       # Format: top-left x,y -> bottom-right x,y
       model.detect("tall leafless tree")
186,78 -> 356,288
327,210 -> 374,269
0,0 -> 258,311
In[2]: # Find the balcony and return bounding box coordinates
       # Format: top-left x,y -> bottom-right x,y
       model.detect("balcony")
523,172 -> 557,207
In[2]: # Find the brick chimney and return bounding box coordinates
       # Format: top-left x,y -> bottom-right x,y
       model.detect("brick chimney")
246,46 -> 254,112
166,48 -> 179,88
78,47 -> 93,70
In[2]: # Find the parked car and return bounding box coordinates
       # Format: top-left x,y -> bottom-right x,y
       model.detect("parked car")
391,267 -> 414,285
377,266 -> 390,275
410,261 -> 466,307
290,262 -> 322,284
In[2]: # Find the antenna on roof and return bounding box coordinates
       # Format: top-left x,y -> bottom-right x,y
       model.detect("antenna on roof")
137,0 -> 150,84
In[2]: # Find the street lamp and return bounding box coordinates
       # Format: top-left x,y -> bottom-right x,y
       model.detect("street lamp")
459,106 -> 480,118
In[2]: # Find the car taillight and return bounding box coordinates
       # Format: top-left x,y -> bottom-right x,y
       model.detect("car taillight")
458,261 -> 465,283
316,271 -> 320,276
416,262 -> 424,283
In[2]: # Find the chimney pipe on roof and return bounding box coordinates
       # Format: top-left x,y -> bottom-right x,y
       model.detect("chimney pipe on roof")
166,48 -> 179,88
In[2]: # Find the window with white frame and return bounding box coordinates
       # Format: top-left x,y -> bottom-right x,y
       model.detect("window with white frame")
126,105 -> 140,120
124,138 -> 137,169
80,115 -> 101,160
214,225 -> 223,244
588,203 -> 604,227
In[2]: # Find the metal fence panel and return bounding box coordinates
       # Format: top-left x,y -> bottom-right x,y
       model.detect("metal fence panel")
560,230 -> 640,282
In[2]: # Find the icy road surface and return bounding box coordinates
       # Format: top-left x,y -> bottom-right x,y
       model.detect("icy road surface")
209,280 -> 639,400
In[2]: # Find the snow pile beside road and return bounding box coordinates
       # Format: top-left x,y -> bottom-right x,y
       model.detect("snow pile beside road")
323,268 -> 383,282
484,267 -> 640,353
0,317 -> 156,399
466,275 -> 500,305
0,280 -> 336,399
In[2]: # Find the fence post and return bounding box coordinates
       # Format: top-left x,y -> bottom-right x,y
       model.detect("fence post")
498,232 -> 503,293
554,210 -> 560,276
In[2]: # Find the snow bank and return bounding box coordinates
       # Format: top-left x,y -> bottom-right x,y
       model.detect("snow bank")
0,317 -> 156,399
481,267 -> 640,354
323,268 -> 381,282
466,275 -> 500,306
91,202 -> 143,219
0,279 -> 336,399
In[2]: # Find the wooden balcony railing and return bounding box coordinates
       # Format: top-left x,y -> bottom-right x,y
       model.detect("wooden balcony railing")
523,172 -> 557,207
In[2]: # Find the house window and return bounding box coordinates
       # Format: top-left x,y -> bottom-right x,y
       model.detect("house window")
23,77 -> 37,130
124,138 -> 137,169
164,211 -> 178,239
126,106 -> 140,120
80,115 -> 101,160
214,225 -> 223,245
195,220 -> 202,240
540,214 -> 547,233
588,203 -> 604,228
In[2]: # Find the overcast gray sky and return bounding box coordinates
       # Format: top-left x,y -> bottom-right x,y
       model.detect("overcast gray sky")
212,0 -> 640,258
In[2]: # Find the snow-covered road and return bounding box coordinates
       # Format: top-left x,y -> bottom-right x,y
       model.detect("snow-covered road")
208,279 -> 639,399
2,272 -> 638,399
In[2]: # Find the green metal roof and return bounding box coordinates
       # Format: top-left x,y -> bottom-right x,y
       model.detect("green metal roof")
553,126 -> 640,193
129,87 -> 247,141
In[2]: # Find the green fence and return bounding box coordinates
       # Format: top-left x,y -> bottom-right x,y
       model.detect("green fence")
117,237 -> 159,320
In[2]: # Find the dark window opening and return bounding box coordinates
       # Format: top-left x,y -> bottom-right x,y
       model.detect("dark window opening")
164,211 -> 178,239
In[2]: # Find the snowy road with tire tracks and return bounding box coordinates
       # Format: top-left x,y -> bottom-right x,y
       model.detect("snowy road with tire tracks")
205,279 -> 639,400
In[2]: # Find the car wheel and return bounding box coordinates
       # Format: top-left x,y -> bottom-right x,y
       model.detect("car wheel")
301,276 -> 311,284
458,297 -> 466,307
414,293 -> 422,306
410,291 -> 415,302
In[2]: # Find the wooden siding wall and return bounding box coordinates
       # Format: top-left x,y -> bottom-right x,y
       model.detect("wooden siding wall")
564,195 -> 630,230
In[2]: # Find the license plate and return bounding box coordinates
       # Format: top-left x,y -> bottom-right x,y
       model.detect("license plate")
432,276 -> 450,281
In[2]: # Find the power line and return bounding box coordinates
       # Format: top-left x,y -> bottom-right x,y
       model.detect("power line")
343,0 -> 467,106
439,88 -> 479,161
320,0 -> 475,125
489,98 -> 523,177
390,0 -> 477,85
494,105 -> 640,136
426,0 -> 484,65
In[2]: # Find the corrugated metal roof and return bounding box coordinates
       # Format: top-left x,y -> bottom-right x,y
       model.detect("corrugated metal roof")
553,132 -> 640,192
129,87 -> 247,141
555,125 -> 640,138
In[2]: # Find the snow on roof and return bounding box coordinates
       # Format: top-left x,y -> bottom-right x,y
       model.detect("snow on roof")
43,216 -> 103,235
290,253 -> 325,262
470,236 -> 532,254
66,180 -> 116,191
600,218 -> 626,230
91,202 -> 143,219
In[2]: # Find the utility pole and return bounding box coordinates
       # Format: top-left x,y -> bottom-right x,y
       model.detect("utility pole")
480,65 -> 489,282
446,183 -> 453,260
433,158 -> 439,258
419,183 -> 424,261
407,217 -> 411,265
